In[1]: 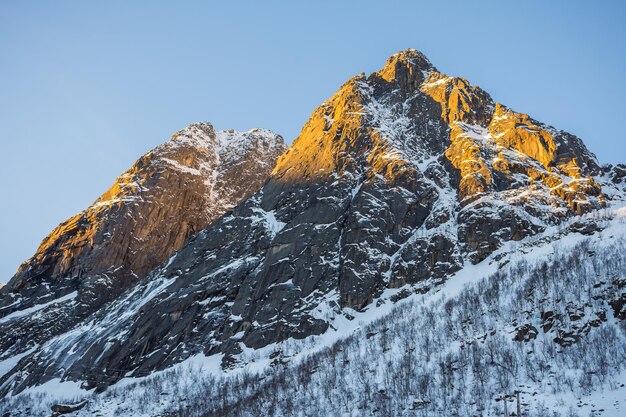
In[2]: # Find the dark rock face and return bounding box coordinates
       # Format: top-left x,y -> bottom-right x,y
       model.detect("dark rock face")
51,400 -> 88,414
0,50 -> 613,395
457,204 -> 545,263
611,164 -> 626,184
0,124 -> 285,388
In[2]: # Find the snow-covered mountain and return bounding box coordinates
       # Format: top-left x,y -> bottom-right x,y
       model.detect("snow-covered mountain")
0,124 -> 286,386
60,208 -> 626,417
1,50 -> 625,416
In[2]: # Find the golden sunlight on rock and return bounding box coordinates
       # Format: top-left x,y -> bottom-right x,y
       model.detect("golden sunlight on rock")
488,104 -> 558,169
420,72 -> 493,126
272,76 -> 367,182
10,124 -> 285,308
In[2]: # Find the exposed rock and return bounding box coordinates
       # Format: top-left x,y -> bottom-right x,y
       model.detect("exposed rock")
51,400 -> 88,414
513,324 -> 538,342
0,49 -> 616,395
609,164 -> 626,183
0,124 -> 285,367
3,125 -> 285,307
610,294 -> 626,320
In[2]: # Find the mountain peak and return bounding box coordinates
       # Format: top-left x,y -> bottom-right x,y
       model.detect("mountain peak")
0,122 -> 285,366
216,127 -> 284,149
386,48 -> 435,70
376,48 -> 436,85
1,51 -> 622,409
171,121 -> 216,142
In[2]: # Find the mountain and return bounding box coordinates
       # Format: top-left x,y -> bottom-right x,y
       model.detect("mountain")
0,124 -> 285,380
68,208 -> 626,417
3,124 -> 285,304
0,50 -> 625,416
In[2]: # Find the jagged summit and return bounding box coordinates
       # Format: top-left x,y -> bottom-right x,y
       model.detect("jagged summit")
171,121 -> 215,139
275,49 -> 602,212
172,123 -> 283,151
377,48 -> 436,84
385,48 -> 436,70
0,122 -> 285,374
3,121 -> 285,300
0,50 -> 623,405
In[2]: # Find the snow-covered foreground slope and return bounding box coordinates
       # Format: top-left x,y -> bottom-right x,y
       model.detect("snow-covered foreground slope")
2,206 -> 625,416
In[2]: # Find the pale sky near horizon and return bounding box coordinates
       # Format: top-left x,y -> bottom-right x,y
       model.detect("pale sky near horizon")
1,1 -> 625,283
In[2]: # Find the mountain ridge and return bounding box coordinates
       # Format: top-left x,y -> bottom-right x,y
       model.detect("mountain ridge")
0,123 -> 286,385
0,49 -> 624,416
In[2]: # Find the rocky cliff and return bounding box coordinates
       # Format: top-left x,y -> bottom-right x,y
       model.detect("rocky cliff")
0,50 -> 621,397
0,124 -> 285,375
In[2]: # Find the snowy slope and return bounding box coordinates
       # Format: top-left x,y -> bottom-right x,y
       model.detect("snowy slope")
2,205 -> 625,416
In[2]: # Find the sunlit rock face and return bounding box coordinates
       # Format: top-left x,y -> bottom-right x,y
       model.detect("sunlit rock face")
4,124 -> 285,303
0,50 -> 617,395
0,124 -> 285,363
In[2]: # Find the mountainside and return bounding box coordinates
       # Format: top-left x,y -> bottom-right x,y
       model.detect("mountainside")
0,124 -> 285,382
3,124 -> 285,306
0,50 -> 625,416
63,207 -> 626,417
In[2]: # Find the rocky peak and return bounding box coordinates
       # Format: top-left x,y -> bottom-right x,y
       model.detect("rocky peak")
3,123 -> 285,302
0,122 -> 285,363
275,48 -> 601,198
171,121 -> 216,142
0,50 -> 620,396
377,49 -> 435,87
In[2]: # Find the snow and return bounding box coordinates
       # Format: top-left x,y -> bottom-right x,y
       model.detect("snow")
261,209 -> 286,236
26,205 -> 621,416
250,201 -> 286,237
0,346 -> 37,379
160,158 -> 203,175
3,197 -> 625,417
0,83 -> 622,415
0,291 -> 77,325
91,123 -> 284,217
22,275 -> 178,383
214,206 -> 626,416
215,128 -> 285,166
420,76 -> 451,88
20,377 -> 90,399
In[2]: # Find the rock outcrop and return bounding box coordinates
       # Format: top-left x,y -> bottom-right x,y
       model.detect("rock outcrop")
0,50 -> 614,395
0,124 -> 285,368
3,124 -> 285,308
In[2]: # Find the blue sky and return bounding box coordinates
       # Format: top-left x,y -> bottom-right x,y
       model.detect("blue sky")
1,0 -> 625,282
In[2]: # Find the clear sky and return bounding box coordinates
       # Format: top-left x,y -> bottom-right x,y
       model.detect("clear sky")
1,0 -> 625,283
